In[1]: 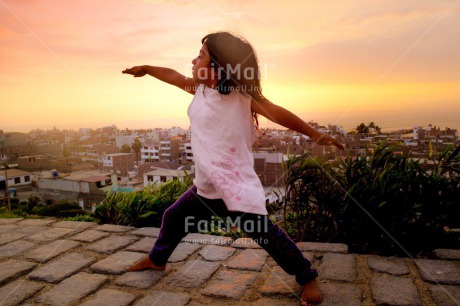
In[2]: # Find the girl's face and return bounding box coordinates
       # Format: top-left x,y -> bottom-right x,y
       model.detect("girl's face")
191,44 -> 216,87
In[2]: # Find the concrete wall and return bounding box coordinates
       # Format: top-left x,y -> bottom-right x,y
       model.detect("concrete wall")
35,188 -> 106,210
38,178 -> 90,193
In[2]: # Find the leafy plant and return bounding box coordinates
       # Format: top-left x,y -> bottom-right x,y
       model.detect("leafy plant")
278,143 -> 460,256
0,207 -> 27,218
34,201 -> 85,218
336,143 -> 459,256
95,177 -> 192,227
27,195 -> 41,212
64,214 -> 100,223
280,153 -> 340,242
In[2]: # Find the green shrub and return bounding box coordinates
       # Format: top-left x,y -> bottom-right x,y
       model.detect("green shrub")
35,201 -> 85,218
279,154 -> 340,243
95,177 -> 192,227
336,144 -> 459,256
279,143 -> 460,257
64,214 -> 100,223
27,195 -> 41,212
0,207 -> 26,218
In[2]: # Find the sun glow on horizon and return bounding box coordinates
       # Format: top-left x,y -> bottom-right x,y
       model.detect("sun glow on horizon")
1,0 -> 459,133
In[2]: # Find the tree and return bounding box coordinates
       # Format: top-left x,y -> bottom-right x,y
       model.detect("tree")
131,138 -> 142,163
356,123 -> 369,134
62,147 -> 70,158
355,122 -> 381,135
120,144 -> 132,153
368,122 -> 382,135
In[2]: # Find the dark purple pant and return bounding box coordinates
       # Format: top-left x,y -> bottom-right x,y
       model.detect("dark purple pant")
149,186 -> 318,285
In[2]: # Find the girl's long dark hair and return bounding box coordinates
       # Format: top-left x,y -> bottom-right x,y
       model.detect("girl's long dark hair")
201,32 -> 270,129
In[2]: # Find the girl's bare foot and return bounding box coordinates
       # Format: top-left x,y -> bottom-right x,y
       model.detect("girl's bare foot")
127,256 -> 166,272
300,279 -> 323,306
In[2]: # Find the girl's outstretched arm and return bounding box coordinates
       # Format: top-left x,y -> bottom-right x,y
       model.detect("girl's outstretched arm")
122,65 -> 196,94
251,99 -> 344,150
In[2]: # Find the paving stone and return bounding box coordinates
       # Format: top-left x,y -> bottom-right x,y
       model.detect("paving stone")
199,245 -> 236,261
131,227 -> 161,237
320,253 -> 357,282
253,299 -> 298,306
415,259 -> 460,285
301,252 -> 315,262
90,251 -> 146,275
167,259 -> 220,288
27,227 -> 75,243
0,232 -> 26,245
368,256 -> 409,275
25,239 -> 80,263
371,274 -> 422,306
188,302 -> 207,306
80,289 -> 136,306
125,237 -> 156,253
231,237 -> 262,248
168,242 -> 202,262
434,249 -> 460,260
320,283 -> 362,306
296,242 -> 348,253
70,229 -> 111,242
0,218 -> 22,225
0,240 -> 37,260
86,235 -> 139,254
0,279 -> 45,305
0,224 -> 18,233
429,284 -> 460,306
36,272 -> 108,305
182,232 -> 233,245
54,220 -> 97,230
18,219 -> 56,226
0,259 -> 36,286
227,249 -> 269,272
29,252 -> 95,283
135,290 -> 191,306
202,270 -> 257,299
14,225 -> 47,235
260,265 -> 302,297
95,224 -> 135,233
115,269 -> 171,289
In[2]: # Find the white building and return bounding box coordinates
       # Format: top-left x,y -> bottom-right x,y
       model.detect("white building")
0,169 -> 32,189
72,145 -> 99,162
115,134 -> 138,149
169,126 -> 187,137
185,129 -> 192,141
159,140 -> 171,160
144,129 -> 162,142
143,168 -> 193,186
141,143 -> 160,162
38,170 -> 116,194
184,142 -> 194,162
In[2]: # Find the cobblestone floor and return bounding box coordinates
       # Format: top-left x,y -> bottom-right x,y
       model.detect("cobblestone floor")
0,218 -> 459,305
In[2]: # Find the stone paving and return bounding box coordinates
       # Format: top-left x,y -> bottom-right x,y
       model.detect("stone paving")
0,218 -> 459,305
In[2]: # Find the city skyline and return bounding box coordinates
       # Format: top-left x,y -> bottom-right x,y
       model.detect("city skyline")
2,119 -> 457,135
1,1 -> 460,133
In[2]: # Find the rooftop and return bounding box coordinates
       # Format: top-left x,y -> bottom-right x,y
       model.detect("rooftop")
0,218 -> 458,305
39,170 -> 114,181
144,169 -> 193,177
0,169 -> 31,179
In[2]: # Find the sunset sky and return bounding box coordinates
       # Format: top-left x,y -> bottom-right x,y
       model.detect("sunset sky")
1,0 -> 459,133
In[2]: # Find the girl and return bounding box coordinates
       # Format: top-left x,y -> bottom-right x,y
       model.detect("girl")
122,31 -> 343,306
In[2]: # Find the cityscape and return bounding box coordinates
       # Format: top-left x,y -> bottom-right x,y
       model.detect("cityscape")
1,1 -> 459,305
1,122 -> 458,209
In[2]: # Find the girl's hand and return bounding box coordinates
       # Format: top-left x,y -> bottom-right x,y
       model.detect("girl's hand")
313,133 -> 345,150
122,66 -> 147,77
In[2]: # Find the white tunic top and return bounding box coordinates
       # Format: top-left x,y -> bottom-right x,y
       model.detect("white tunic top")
188,84 -> 268,215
